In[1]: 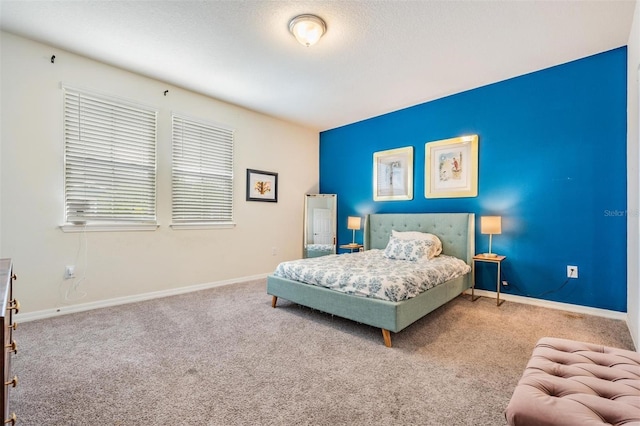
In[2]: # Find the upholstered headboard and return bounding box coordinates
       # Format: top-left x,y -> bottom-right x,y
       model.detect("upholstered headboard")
364,213 -> 475,265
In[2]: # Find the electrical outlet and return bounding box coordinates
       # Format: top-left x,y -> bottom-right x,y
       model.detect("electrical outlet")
64,265 -> 75,279
271,247 -> 277,256
567,265 -> 578,279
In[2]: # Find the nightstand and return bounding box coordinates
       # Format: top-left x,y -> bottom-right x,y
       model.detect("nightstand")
339,243 -> 363,253
472,254 -> 506,306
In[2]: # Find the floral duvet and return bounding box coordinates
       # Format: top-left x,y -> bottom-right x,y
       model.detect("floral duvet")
274,249 -> 471,302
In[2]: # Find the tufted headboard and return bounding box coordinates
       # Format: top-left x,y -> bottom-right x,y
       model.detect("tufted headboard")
364,213 -> 475,265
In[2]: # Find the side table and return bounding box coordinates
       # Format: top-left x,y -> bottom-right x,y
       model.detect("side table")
339,244 -> 363,253
472,254 -> 506,306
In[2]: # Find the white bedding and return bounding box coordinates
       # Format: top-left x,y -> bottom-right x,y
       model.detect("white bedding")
274,249 -> 471,302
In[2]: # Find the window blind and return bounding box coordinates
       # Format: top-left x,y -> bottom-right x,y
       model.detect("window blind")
64,87 -> 157,225
172,115 -> 234,224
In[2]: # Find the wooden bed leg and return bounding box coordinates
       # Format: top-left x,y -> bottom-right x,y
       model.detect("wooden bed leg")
381,329 -> 392,348
271,296 -> 278,308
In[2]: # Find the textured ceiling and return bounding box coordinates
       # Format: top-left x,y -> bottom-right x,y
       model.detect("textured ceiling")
0,0 -> 636,131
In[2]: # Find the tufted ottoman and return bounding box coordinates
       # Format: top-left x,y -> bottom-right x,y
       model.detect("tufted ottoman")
505,337 -> 640,426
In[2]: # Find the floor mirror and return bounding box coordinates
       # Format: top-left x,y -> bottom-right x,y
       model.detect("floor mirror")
303,194 -> 337,258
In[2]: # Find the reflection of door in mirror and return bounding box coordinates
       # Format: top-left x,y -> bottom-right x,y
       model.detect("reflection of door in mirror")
313,209 -> 332,244
304,194 -> 337,258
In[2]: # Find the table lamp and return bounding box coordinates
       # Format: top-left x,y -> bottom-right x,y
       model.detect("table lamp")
480,216 -> 501,257
347,216 -> 362,245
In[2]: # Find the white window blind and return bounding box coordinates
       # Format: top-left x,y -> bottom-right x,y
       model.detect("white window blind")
64,86 -> 157,226
172,114 -> 234,225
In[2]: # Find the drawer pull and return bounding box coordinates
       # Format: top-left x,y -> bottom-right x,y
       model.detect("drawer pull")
5,340 -> 16,354
10,274 -> 16,281
4,376 -> 17,388
7,300 -> 19,314
4,413 -> 16,425
7,322 -> 17,331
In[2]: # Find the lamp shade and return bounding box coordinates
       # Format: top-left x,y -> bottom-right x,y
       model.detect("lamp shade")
480,216 -> 502,235
289,14 -> 326,47
347,216 -> 361,230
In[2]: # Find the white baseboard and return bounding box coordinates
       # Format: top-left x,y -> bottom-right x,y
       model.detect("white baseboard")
466,289 -> 627,321
17,278 -> 629,327
16,273 -> 269,323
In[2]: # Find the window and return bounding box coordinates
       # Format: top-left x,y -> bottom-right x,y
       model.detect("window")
171,114 -> 234,228
63,86 -> 157,230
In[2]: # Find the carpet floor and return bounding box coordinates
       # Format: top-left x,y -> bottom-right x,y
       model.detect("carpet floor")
9,279 -> 634,425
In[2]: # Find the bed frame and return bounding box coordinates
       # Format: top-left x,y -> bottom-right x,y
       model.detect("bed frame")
267,213 -> 475,347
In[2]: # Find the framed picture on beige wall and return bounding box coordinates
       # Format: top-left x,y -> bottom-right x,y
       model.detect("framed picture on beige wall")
425,135 -> 478,198
246,169 -> 278,202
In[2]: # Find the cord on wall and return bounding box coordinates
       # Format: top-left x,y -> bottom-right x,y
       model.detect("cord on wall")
501,276 -> 572,299
62,226 -> 88,302
534,277 -> 571,298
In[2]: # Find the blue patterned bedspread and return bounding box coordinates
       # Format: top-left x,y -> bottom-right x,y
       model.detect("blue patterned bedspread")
274,249 -> 471,302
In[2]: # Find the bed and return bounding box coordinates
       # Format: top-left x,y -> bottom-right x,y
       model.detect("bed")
267,212 -> 475,347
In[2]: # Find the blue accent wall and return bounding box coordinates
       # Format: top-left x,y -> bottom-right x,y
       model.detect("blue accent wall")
319,47 -> 627,312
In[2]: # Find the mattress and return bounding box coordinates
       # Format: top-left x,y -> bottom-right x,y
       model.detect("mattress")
274,249 -> 471,302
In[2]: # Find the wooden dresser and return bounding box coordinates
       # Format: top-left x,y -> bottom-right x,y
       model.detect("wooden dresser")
0,259 -> 18,425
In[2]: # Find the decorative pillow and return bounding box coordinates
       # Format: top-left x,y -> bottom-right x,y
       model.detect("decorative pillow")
383,236 -> 435,261
391,230 -> 442,257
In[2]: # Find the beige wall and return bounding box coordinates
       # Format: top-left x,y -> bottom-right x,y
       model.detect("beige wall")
0,32 -> 319,315
628,0 -> 640,350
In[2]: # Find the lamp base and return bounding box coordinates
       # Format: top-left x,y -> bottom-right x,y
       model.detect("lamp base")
481,253 -> 498,258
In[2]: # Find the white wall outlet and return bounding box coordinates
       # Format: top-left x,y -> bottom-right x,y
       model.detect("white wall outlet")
64,265 -> 75,279
271,247 -> 277,256
567,265 -> 578,279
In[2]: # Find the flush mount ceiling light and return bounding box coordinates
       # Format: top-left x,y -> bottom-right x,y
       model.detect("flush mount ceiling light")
288,14 -> 326,47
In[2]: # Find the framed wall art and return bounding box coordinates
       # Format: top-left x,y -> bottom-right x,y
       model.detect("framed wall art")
246,169 -> 278,202
425,135 -> 478,198
373,146 -> 413,201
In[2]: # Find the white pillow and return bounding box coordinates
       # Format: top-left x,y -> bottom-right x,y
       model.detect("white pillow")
383,236 -> 434,261
391,230 -> 442,257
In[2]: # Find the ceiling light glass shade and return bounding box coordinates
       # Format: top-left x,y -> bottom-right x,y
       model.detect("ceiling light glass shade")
289,14 -> 326,47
